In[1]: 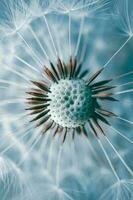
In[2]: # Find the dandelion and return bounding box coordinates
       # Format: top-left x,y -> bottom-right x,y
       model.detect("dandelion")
0,0 -> 133,199
26,57 -> 117,142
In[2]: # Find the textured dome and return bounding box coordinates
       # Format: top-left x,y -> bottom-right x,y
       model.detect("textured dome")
48,79 -> 94,128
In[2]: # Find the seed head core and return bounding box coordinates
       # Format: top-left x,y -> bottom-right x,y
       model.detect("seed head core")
48,79 -> 94,128
26,57 -> 117,141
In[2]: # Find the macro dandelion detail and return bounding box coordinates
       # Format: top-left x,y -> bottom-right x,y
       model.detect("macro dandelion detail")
26,57 -> 117,141
0,0 -> 133,200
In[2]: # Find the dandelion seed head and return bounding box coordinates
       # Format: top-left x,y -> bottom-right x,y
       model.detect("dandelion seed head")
0,0 -> 133,199
48,79 -> 94,128
26,56 -> 117,141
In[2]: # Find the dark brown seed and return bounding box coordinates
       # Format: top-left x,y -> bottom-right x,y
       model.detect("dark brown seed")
68,56 -> 73,79
76,126 -> 82,134
27,99 -> 50,105
30,109 -> 50,122
50,62 -> 60,80
92,93 -> 113,98
28,108 -> 46,115
74,63 -> 82,77
71,58 -> 77,78
87,68 -> 104,85
92,118 -> 105,135
26,97 -> 50,101
92,86 -> 115,94
31,81 -> 50,92
90,79 -> 112,88
79,70 -> 88,79
44,68 -> 58,83
89,120 -> 98,137
81,126 -> 88,138
36,115 -> 51,127
62,128 -> 67,143
26,91 -> 47,98
96,108 -> 117,117
43,121 -> 54,134
72,129 -> 75,140
53,125 -> 59,137
25,104 -> 49,110
57,57 -> 64,78
94,113 -> 110,126
63,62 -> 68,78
99,97 -> 118,102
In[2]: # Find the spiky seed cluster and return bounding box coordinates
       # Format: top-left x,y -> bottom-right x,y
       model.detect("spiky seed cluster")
48,79 -> 94,128
26,57 -> 117,142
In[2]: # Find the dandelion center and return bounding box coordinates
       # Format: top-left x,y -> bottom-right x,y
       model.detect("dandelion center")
26,57 -> 117,142
48,79 -> 94,128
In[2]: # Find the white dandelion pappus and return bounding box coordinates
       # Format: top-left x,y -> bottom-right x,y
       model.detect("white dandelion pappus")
27,0 -> 59,17
99,179 -> 133,200
0,0 -> 133,199
56,0 -> 111,13
113,0 -> 133,37
0,0 -> 31,37
0,156 -> 28,200
101,0 -> 133,70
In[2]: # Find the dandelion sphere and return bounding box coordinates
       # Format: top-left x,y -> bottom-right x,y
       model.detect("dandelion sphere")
0,0 -> 133,199
27,57 -> 116,141
48,79 -> 94,128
